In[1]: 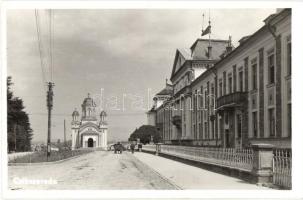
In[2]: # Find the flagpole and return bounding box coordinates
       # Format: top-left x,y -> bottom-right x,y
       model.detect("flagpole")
202,13 -> 205,37
208,9 -> 211,47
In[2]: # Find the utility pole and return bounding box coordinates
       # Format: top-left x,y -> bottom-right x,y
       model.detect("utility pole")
14,123 -> 17,152
47,82 -> 54,161
64,119 -> 66,147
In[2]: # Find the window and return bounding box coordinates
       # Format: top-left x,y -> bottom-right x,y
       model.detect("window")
223,72 -> 226,95
199,122 -> 202,139
225,113 -> 229,125
268,54 -> 275,84
211,121 -> 215,139
194,90 -> 197,112
228,76 -> 232,94
269,108 -> 276,137
204,90 -> 208,108
287,40 -> 291,76
204,122 -> 208,139
252,112 -> 258,137
237,114 -> 242,138
211,83 -> 214,108
252,63 -> 257,90
239,71 -> 243,92
219,80 -> 223,97
288,103 -> 291,137
200,87 -> 204,109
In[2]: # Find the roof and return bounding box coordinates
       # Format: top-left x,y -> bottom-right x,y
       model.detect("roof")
190,39 -> 231,60
100,110 -> 107,117
178,48 -> 192,60
170,39 -> 232,81
191,9 -> 290,87
156,84 -> 173,96
72,109 -> 79,116
238,35 -> 251,44
82,93 -> 96,107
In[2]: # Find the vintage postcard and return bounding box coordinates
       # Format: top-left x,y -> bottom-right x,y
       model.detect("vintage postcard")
1,1 -> 302,199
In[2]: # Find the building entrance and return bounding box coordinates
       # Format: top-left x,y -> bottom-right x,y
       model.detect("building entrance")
88,138 -> 94,147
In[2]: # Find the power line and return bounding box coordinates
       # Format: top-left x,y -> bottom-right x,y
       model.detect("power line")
49,9 -> 54,82
34,9 -> 47,92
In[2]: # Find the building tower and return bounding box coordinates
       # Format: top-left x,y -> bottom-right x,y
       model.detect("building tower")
71,94 -> 109,150
71,108 -> 80,150
81,93 -> 97,122
99,110 -> 108,149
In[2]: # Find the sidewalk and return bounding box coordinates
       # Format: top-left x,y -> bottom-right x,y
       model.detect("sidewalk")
133,152 -> 271,190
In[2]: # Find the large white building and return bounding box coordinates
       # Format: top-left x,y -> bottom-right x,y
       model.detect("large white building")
71,94 -> 108,150
147,9 -> 291,149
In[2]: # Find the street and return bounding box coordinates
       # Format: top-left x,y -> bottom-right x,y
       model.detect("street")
8,151 -> 176,190
8,150 -> 269,190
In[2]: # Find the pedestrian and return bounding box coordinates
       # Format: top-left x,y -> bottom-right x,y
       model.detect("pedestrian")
130,143 -> 135,154
138,143 -> 142,152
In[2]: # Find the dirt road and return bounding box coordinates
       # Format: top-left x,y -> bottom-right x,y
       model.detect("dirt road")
8,151 -> 176,190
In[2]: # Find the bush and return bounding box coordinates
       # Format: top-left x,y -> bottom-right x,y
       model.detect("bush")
128,125 -> 161,144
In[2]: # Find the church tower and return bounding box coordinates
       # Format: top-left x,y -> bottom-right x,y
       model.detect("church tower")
71,93 -> 109,150
81,93 -> 97,122
99,110 -> 108,149
71,108 -> 80,150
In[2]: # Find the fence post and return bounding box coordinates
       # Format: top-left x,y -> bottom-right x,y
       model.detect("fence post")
155,144 -> 160,156
251,144 -> 274,185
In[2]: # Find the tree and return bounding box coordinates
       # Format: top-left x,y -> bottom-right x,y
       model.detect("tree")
128,125 -> 161,144
7,77 -> 33,152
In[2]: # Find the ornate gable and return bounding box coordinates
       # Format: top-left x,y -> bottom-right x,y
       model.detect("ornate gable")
79,122 -> 100,133
170,49 -> 191,81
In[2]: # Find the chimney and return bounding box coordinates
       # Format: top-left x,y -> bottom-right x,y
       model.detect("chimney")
207,45 -> 212,59
226,35 -> 232,53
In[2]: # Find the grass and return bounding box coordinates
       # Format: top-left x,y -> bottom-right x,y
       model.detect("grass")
9,149 -> 94,163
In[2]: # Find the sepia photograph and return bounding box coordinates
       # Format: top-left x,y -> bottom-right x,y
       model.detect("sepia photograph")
1,1 -> 301,199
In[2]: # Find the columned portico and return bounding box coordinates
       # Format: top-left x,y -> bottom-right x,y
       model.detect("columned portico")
216,92 -> 248,148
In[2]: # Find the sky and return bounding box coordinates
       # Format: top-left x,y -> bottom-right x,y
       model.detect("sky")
7,9 -> 276,143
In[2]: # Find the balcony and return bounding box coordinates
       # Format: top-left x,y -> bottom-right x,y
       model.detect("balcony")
216,92 -> 248,110
172,115 -> 181,129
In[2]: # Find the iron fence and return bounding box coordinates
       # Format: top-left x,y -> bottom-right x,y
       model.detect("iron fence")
142,144 -> 157,153
143,144 -> 292,188
273,149 -> 292,188
143,144 -> 253,171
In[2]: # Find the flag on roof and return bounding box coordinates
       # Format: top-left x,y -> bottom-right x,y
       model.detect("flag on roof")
201,25 -> 211,36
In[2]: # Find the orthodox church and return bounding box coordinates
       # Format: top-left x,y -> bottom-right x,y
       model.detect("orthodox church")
71,94 -> 108,150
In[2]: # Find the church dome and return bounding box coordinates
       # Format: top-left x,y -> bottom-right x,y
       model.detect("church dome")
72,109 -> 79,116
82,93 -> 94,107
100,110 -> 107,117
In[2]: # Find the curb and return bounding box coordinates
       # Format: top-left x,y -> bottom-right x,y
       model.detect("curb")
130,152 -> 183,190
8,151 -> 94,166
